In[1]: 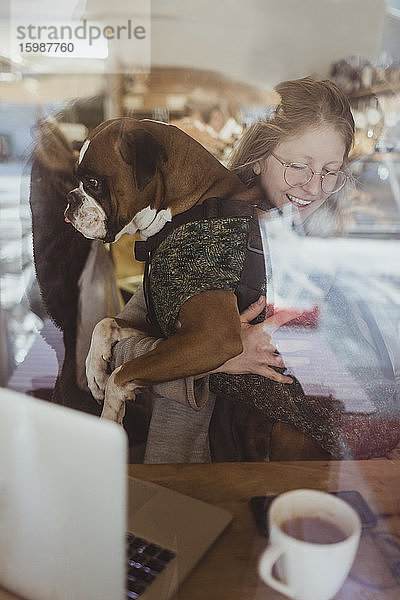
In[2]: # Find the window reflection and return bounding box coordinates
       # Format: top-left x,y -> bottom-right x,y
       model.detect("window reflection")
0,0 -> 399,461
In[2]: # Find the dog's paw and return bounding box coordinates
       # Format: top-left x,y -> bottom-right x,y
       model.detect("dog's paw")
86,317 -> 138,402
85,317 -> 122,402
86,355 -> 109,402
101,366 -> 138,424
85,320 -> 113,402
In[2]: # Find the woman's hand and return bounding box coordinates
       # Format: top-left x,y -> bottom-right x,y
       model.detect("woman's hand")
211,296 -> 302,383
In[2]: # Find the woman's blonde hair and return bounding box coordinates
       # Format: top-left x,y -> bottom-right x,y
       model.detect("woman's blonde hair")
228,76 -> 355,187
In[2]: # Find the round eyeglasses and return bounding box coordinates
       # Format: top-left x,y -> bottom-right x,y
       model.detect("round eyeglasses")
271,153 -> 347,194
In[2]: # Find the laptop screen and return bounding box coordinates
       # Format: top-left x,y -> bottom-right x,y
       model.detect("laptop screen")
0,387 -> 127,600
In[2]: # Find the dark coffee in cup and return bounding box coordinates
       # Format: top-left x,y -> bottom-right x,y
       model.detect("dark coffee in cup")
281,516 -> 347,544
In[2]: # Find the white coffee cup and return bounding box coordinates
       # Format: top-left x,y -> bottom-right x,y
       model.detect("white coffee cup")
258,489 -> 361,600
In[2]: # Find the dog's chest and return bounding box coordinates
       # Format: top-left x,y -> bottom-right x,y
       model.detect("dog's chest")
148,217 -> 251,337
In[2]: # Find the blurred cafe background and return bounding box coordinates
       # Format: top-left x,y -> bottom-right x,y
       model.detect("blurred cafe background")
0,0 -> 399,410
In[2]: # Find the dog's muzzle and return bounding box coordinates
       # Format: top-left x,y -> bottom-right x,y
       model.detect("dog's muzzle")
64,188 -> 108,240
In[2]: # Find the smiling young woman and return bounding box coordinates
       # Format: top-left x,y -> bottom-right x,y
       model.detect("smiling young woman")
229,76 -> 354,223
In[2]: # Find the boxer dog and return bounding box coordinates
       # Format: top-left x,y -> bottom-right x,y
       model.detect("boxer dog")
65,117 -> 264,423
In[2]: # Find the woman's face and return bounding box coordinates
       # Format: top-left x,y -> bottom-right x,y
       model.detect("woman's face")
256,124 -> 346,220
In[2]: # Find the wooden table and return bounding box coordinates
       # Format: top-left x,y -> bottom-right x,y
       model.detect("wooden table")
0,460 -> 399,599
127,460 -> 400,600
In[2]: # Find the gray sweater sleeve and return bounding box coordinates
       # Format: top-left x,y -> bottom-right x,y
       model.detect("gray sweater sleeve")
112,283 -> 210,410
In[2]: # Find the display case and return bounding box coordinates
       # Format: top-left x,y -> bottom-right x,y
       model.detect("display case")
343,152 -> 400,238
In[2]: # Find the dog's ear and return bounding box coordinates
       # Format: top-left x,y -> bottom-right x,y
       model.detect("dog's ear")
119,128 -> 168,191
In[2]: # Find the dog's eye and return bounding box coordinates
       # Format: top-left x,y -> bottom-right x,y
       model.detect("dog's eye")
83,176 -> 103,194
88,177 -> 100,189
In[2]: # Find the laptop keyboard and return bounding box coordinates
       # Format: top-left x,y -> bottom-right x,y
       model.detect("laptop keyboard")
126,533 -> 176,598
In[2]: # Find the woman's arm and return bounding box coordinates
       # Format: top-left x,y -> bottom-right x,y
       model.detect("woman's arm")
111,287 -> 300,408
208,296 -> 301,383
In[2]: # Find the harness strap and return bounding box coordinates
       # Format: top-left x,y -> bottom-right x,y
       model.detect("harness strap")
135,197 -> 253,261
235,211 -> 266,317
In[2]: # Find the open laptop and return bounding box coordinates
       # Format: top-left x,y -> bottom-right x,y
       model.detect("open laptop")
0,387 -> 232,600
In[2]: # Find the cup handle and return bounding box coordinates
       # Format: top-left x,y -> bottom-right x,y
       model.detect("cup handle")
258,545 -> 295,598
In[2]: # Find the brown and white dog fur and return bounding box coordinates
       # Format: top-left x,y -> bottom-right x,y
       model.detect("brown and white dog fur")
65,117 -> 259,423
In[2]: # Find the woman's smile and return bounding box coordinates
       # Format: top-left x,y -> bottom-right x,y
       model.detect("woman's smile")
286,193 -> 314,207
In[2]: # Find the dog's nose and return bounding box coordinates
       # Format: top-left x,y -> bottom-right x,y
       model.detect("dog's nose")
64,204 -> 71,223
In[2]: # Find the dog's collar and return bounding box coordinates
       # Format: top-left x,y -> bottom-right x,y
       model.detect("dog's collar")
138,207 -> 173,240
114,206 -> 173,242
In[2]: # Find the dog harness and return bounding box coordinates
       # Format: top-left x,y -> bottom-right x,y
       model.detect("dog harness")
133,197 -> 384,459
135,197 -> 266,336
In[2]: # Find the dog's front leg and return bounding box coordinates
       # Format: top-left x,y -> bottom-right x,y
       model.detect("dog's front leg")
86,317 -> 138,402
101,365 -> 141,424
102,290 -> 242,426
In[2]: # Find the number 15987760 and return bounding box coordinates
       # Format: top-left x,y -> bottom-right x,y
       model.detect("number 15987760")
18,42 -> 74,53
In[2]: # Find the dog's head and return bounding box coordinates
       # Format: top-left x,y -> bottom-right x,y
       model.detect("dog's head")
65,118 -> 169,243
